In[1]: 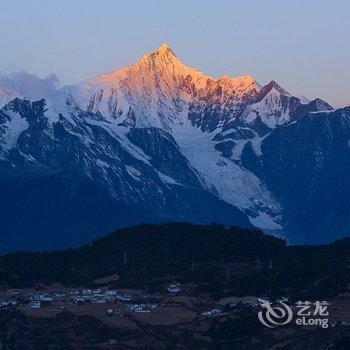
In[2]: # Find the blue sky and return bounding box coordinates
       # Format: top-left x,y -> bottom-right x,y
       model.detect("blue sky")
0,0 -> 349,106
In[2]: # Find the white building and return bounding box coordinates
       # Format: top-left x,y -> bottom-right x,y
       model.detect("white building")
29,301 -> 41,309
167,282 -> 181,293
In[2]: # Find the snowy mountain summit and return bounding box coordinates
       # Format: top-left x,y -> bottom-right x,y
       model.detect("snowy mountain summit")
1,44 -> 347,250
71,44 -> 261,130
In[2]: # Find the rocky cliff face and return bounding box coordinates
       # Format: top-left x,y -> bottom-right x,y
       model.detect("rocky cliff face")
242,107 -> 350,243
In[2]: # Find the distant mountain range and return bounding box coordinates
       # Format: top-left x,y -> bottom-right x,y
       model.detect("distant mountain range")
1,44 -> 349,250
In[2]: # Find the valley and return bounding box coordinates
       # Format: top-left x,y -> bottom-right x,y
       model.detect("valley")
0,223 -> 350,348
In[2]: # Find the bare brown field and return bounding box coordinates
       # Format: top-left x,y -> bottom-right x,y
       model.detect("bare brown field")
93,274 -> 120,284
133,306 -> 197,325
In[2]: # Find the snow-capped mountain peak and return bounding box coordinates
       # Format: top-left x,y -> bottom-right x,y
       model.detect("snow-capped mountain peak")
254,80 -> 290,103
86,43 -> 207,90
139,42 -> 181,66
240,80 -> 300,128
1,44 -> 347,248
313,98 -> 333,110
70,44 -> 261,129
84,43 -> 261,97
153,42 -> 173,54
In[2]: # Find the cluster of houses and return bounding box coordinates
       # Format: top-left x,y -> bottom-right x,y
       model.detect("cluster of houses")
199,296 -> 265,317
0,289 -> 20,308
0,288 -> 159,310
200,307 -> 223,316
0,299 -> 18,307
69,288 -> 129,304
0,282 -> 185,315
34,289 -> 153,307
107,302 -> 158,316
30,288 -> 160,315
3,287 -> 161,315
0,283 -> 182,311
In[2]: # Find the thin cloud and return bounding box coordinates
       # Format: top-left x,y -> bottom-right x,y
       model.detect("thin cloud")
0,71 -> 59,100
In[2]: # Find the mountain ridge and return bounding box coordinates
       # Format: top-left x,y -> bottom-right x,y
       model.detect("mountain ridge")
0,44 -> 348,250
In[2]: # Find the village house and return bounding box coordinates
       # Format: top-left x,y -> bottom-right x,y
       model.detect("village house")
0,300 -> 18,307
72,296 -> 85,304
128,304 -> 150,313
106,290 -> 118,296
115,292 -> 133,301
28,301 -> 41,309
54,291 -> 66,298
82,289 -> 92,295
200,308 -> 222,316
167,282 -> 181,293
146,303 -> 158,310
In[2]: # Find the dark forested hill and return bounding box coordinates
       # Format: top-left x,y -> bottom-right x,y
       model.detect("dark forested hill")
0,223 -> 283,286
0,222 -> 349,295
